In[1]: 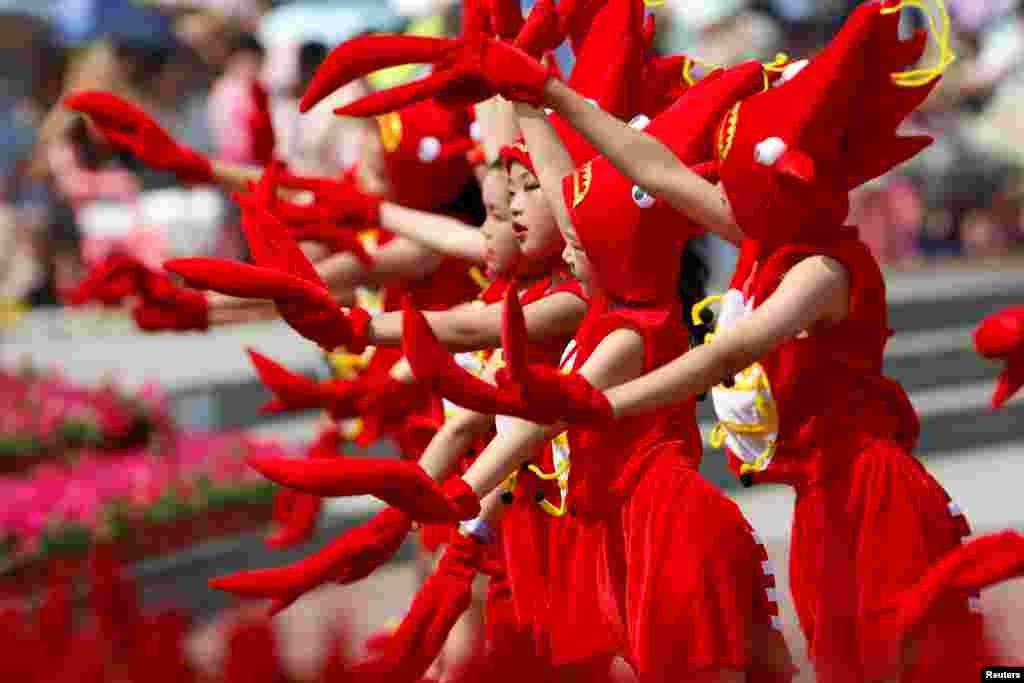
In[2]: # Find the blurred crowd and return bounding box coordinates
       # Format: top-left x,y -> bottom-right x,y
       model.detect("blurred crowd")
2,0 -> 1024,314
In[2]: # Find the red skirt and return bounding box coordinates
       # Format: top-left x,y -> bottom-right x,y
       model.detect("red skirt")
789,436 -> 1024,683
583,446 -> 796,681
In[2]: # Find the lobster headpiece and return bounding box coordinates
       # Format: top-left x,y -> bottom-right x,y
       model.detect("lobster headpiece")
565,62 -> 766,304
373,99 -> 479,209
714,0 -> 952,250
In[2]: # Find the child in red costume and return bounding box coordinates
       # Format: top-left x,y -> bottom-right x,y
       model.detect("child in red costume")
245,6 -> 797,681
380,2 -> 1024,681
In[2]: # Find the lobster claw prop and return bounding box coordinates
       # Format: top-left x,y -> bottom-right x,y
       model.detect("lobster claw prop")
246,453 -> 481,523
165,165 -> 370,352
210,507 -> 414,616
300,0 -> 563,117
974,306 -> 1024,410
494,286 -> 614,425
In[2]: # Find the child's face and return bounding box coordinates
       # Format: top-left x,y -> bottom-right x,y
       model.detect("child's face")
480,167 -> 519,277
507,162 -> 563,274
560,221 -> 593,287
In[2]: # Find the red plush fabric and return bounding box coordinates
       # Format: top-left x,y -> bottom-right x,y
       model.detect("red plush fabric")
246,455 -> 480,522
974,306 -> 1024,409
64,252 -> 149,306
265,427 -> 339,549
287,223 -> 375,266
585,449 -> 795,681
716,2 -> 936,250
272,170 -> 382,228
353,534 -> 482,682
210,506 -> 412,612
223,615 -> 286,683
723,236 -> 920,489
65,91 -> 214,185
788,438 -> 1017,682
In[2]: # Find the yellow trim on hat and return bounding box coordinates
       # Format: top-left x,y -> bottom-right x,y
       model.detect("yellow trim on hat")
882,0 -> 956,87
376,112 -> 403,153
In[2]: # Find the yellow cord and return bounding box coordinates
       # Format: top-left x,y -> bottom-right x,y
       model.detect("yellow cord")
691,295 -> 723,326
682,56 -> 723,87
468,266 -> 491,292
882,0 -> 956,87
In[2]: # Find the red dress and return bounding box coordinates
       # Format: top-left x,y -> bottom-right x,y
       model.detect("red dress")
713,232 -> 1022,682
557,293 -> 793,681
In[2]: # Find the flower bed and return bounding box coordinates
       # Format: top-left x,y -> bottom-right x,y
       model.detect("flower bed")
0,362 -> 175,473
0,431 -> 295,596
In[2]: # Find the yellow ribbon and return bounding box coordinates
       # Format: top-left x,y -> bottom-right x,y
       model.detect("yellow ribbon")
882,0 -> 956,87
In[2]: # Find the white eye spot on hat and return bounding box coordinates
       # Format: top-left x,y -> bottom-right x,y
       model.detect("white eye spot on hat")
418,136 -> 442,162
755,137 -> 787,166
631,185 -> 655,208
469,121 -> 482,142
628,114 -> 651,130
774,59 -> 809,87
584,98 -> 599,108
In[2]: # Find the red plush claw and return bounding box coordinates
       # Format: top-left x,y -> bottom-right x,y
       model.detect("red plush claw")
131,271 -> 210,332
211,507 -> 413,614
287,223 -> 375,266
495,286 -> 613,425
265,427 -> 341,549
247,454 -> 481,523
351,534 -> 483,682
268,170 -> 382,230
400,295 -> 542,420
975,306 -> 1024,409
248,349 -> 364,416
64,91 -> 214,185
304,0 -> 557,117
64,253 -> 150,306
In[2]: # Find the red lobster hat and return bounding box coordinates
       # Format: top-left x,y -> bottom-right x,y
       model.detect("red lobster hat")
564,60 -> 767,304
374,99 -> 479,210
501,0 -> 649,180
713,0 -> 948,250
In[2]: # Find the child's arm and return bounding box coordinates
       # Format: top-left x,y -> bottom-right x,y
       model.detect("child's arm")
367,291 -> 586,352
418,408 -> 496,481
513,104 -> 576,240
316,235 -> 444,293
376,203 -> 487,264
541,79 -> 745,245
607,255 -> 850,417
461,326 -> 646,497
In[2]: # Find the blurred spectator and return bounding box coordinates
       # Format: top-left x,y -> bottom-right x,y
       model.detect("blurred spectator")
272,40 -> 370,176
207,32 -> 268,165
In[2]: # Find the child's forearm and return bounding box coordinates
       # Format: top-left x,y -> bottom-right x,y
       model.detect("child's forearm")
542,79 -> 742,242
418,410 -> 494,480
605,332 -> 748,418
513,104 -> 576,236
461,417 -> 565,498
205,293 -> 278,326
378,203 -> 486,264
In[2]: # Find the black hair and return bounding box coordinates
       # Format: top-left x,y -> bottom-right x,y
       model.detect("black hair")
298,41 -> 329,78
437,176 -> 487,226
678,239 -> 714,399
230,32 -> 265,59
